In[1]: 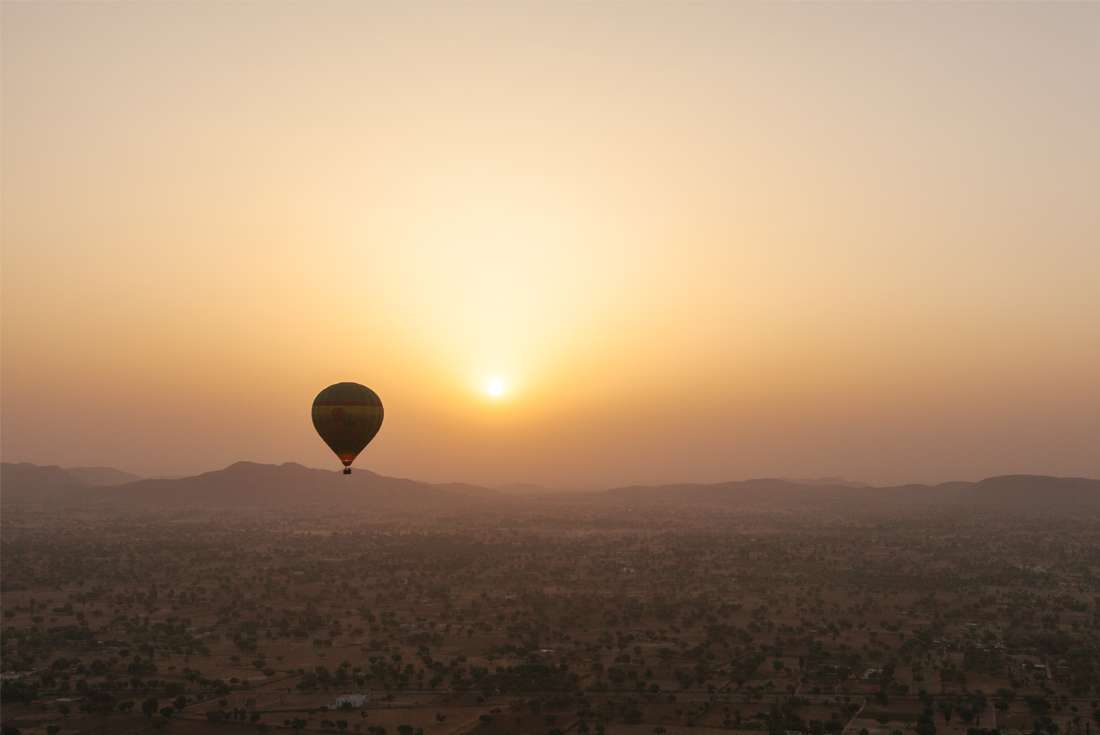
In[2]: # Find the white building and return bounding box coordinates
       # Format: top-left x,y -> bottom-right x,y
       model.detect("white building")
334,693 -> 368,708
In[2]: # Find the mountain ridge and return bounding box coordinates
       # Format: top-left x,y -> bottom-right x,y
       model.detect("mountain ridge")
2,462 -> 1097,515
596,474 -> 1099,515
0,460 -> 502,510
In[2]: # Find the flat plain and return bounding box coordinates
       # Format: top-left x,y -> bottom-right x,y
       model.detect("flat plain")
2,489 -> 1097,735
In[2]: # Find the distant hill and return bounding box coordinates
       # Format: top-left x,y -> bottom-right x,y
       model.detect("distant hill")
597,475 -> 1100,516
65,466 -> 142,486
779,476 -> 869,488
0,462 -> 87,502
2,462 -> 1096,516
965,474 -> 1100,513
1,461 -> 499,511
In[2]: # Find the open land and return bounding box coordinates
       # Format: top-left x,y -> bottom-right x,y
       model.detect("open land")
2,497 -> 1098,735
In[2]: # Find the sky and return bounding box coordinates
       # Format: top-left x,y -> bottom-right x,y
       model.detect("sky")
3,2 -> 1098,487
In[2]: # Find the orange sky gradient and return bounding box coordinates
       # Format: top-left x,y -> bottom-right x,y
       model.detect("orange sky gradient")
3,2 -> 1098,487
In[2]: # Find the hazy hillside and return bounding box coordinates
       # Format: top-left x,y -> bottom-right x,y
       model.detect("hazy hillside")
3,462 -> 1096,516
1,461 -> 500,511
65,466 -> 142,486
0,463 -> 87,502
1,462 -> 142,502
965,474 -> 1100,513
597,475 -> 1100,516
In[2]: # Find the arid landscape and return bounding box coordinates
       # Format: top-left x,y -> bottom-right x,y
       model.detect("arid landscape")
3,463 -> 1097,735
4,3 -> 1099,735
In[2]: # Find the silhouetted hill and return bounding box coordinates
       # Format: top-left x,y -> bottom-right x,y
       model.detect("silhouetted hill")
3,462 -> 1095,516
779,476 -> 869,488
597,475 -> 1100,516
1,462 -> 87,502
965,474 -> 1100,512
1,461 -> 500,510
65,466 -> 142,486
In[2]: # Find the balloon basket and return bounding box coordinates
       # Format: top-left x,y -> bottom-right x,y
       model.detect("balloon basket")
343,467 -> 352,475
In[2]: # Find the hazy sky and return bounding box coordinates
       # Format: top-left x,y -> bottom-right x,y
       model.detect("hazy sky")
3,2 -> 1098,487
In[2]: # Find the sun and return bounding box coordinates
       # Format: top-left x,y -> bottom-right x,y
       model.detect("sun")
484,375 -> 507,399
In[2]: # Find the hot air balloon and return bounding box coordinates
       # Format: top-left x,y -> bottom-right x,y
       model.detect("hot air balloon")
312,382 -> 384,474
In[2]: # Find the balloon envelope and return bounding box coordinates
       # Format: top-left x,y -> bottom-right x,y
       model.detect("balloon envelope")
312,382 -> 383,471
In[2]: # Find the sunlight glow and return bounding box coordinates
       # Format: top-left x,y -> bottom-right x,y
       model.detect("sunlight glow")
485,375 -> 507,399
